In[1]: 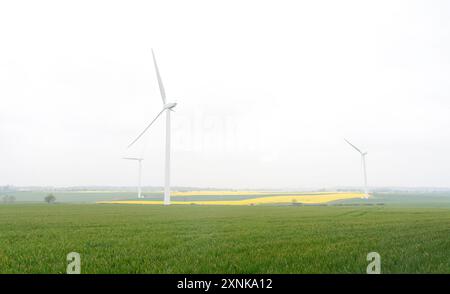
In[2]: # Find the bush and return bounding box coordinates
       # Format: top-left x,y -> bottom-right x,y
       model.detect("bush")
292,198 -> 301,206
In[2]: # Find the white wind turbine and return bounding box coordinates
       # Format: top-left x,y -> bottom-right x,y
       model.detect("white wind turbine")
128,49 -> 177,205
344,139 -> 369,198
122,157 -> 144,199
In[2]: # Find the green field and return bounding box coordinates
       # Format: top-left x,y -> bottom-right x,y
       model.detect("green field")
1,202 -> 449,273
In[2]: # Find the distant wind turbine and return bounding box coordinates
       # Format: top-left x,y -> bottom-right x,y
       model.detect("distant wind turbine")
344,139 -> 369,198
128,49 -> 177,205
122,157 -> 144,199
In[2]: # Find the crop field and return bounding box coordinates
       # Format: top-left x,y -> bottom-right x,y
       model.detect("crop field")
6,190 -> 450,205
97,192 -> 364,205
0,198 -> 450,273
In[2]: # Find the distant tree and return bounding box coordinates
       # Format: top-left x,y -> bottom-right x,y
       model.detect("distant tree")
45,194 -> 56,204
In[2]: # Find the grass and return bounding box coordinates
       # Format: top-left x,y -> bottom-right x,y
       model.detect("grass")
0,203 -> 449,273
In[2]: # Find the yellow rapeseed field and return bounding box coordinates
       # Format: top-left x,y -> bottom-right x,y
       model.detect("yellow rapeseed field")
97,192 -> 364,206
171,191 -> 268,196
171,191 -> 333,196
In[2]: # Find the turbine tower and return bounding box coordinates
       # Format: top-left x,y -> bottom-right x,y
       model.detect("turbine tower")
123,157 -> 144,199
344,139 -> 369,198
128,49 -> 177,205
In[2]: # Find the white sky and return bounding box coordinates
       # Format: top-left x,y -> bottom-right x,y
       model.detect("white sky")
1,0 -> 449,189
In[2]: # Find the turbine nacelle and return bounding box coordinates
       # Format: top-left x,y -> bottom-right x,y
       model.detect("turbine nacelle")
122,157 -> 143,161
164,102 -> 177,110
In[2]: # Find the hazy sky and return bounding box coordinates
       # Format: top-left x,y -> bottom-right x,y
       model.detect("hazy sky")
1,0 -> 449,189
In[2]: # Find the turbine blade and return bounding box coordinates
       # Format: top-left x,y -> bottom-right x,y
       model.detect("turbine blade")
344,138 -> 362,154
151,49 -> 166,105
127,109 -> 165,148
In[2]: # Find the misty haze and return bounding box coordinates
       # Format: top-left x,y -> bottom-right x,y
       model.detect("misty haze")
1,0 -> 449,279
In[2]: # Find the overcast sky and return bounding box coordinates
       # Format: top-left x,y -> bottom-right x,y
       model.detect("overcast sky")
1,0 -> 449,189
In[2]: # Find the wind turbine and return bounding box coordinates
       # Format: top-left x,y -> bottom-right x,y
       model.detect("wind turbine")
128,49 -> 177,205
123,157 -> 144,199
344,139 -> 369,198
